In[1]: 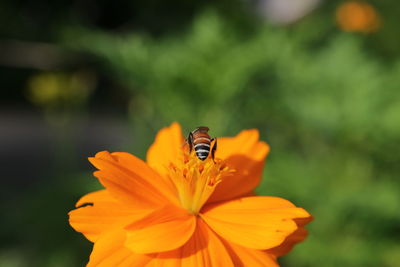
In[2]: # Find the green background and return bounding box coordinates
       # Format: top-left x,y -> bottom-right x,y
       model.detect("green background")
1,0 -> 399,266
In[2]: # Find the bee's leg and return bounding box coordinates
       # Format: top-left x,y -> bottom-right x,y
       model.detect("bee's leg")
187,132 -> 194,152
210,138 -> 217,162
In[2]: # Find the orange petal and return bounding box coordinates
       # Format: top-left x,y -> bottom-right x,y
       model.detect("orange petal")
111,152 -> 178,199
216,129 -> 269,161
87,228 -> 153,267
266,227 -> 308,257
125,206 -> 196,254
223,241 -> 279,267
209,129 -> 270,203
149,219 -> 234,267
201,196 -> 311,250
146,122 -> 185,177
69,190 -> 150,242
89,151 -> 179,208
266,216 -> 313,257
75,189 -> 112,207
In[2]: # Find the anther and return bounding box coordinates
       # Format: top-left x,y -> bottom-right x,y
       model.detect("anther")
198,164 -> 204,174
169,163 -> 177,171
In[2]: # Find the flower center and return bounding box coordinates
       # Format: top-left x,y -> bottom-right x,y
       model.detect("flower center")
167,145 -> 234,214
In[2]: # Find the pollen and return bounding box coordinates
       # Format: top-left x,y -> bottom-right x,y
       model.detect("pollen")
167,149 -> 234,214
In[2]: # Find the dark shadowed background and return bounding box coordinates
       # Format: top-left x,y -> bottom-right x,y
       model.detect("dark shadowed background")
1,0 -> 400,266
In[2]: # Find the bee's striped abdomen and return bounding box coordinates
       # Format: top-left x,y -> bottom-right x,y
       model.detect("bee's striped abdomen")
194,142 -> 210,160
192,128 -> 211,161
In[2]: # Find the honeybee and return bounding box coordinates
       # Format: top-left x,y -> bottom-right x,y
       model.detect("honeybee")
187,126 -> 217,161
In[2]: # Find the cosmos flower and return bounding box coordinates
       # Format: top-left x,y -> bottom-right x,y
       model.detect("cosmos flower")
69,122 -> 312,266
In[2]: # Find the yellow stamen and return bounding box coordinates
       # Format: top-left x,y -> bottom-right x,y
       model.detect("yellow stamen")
167,149 -> 234,214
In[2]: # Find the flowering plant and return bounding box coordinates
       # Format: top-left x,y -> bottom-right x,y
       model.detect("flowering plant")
69,123 -> 312,266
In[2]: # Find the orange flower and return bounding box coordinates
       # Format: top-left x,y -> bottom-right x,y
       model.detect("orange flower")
336,1 -> 381,33
69,123 -> 312,266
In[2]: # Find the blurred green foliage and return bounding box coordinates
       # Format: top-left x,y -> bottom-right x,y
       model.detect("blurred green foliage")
62,11 -> 400,266
2,1 -> 400,266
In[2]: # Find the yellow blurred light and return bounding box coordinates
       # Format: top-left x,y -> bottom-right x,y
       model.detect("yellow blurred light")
27,71 -> 96,108
336,1 -> 381,33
